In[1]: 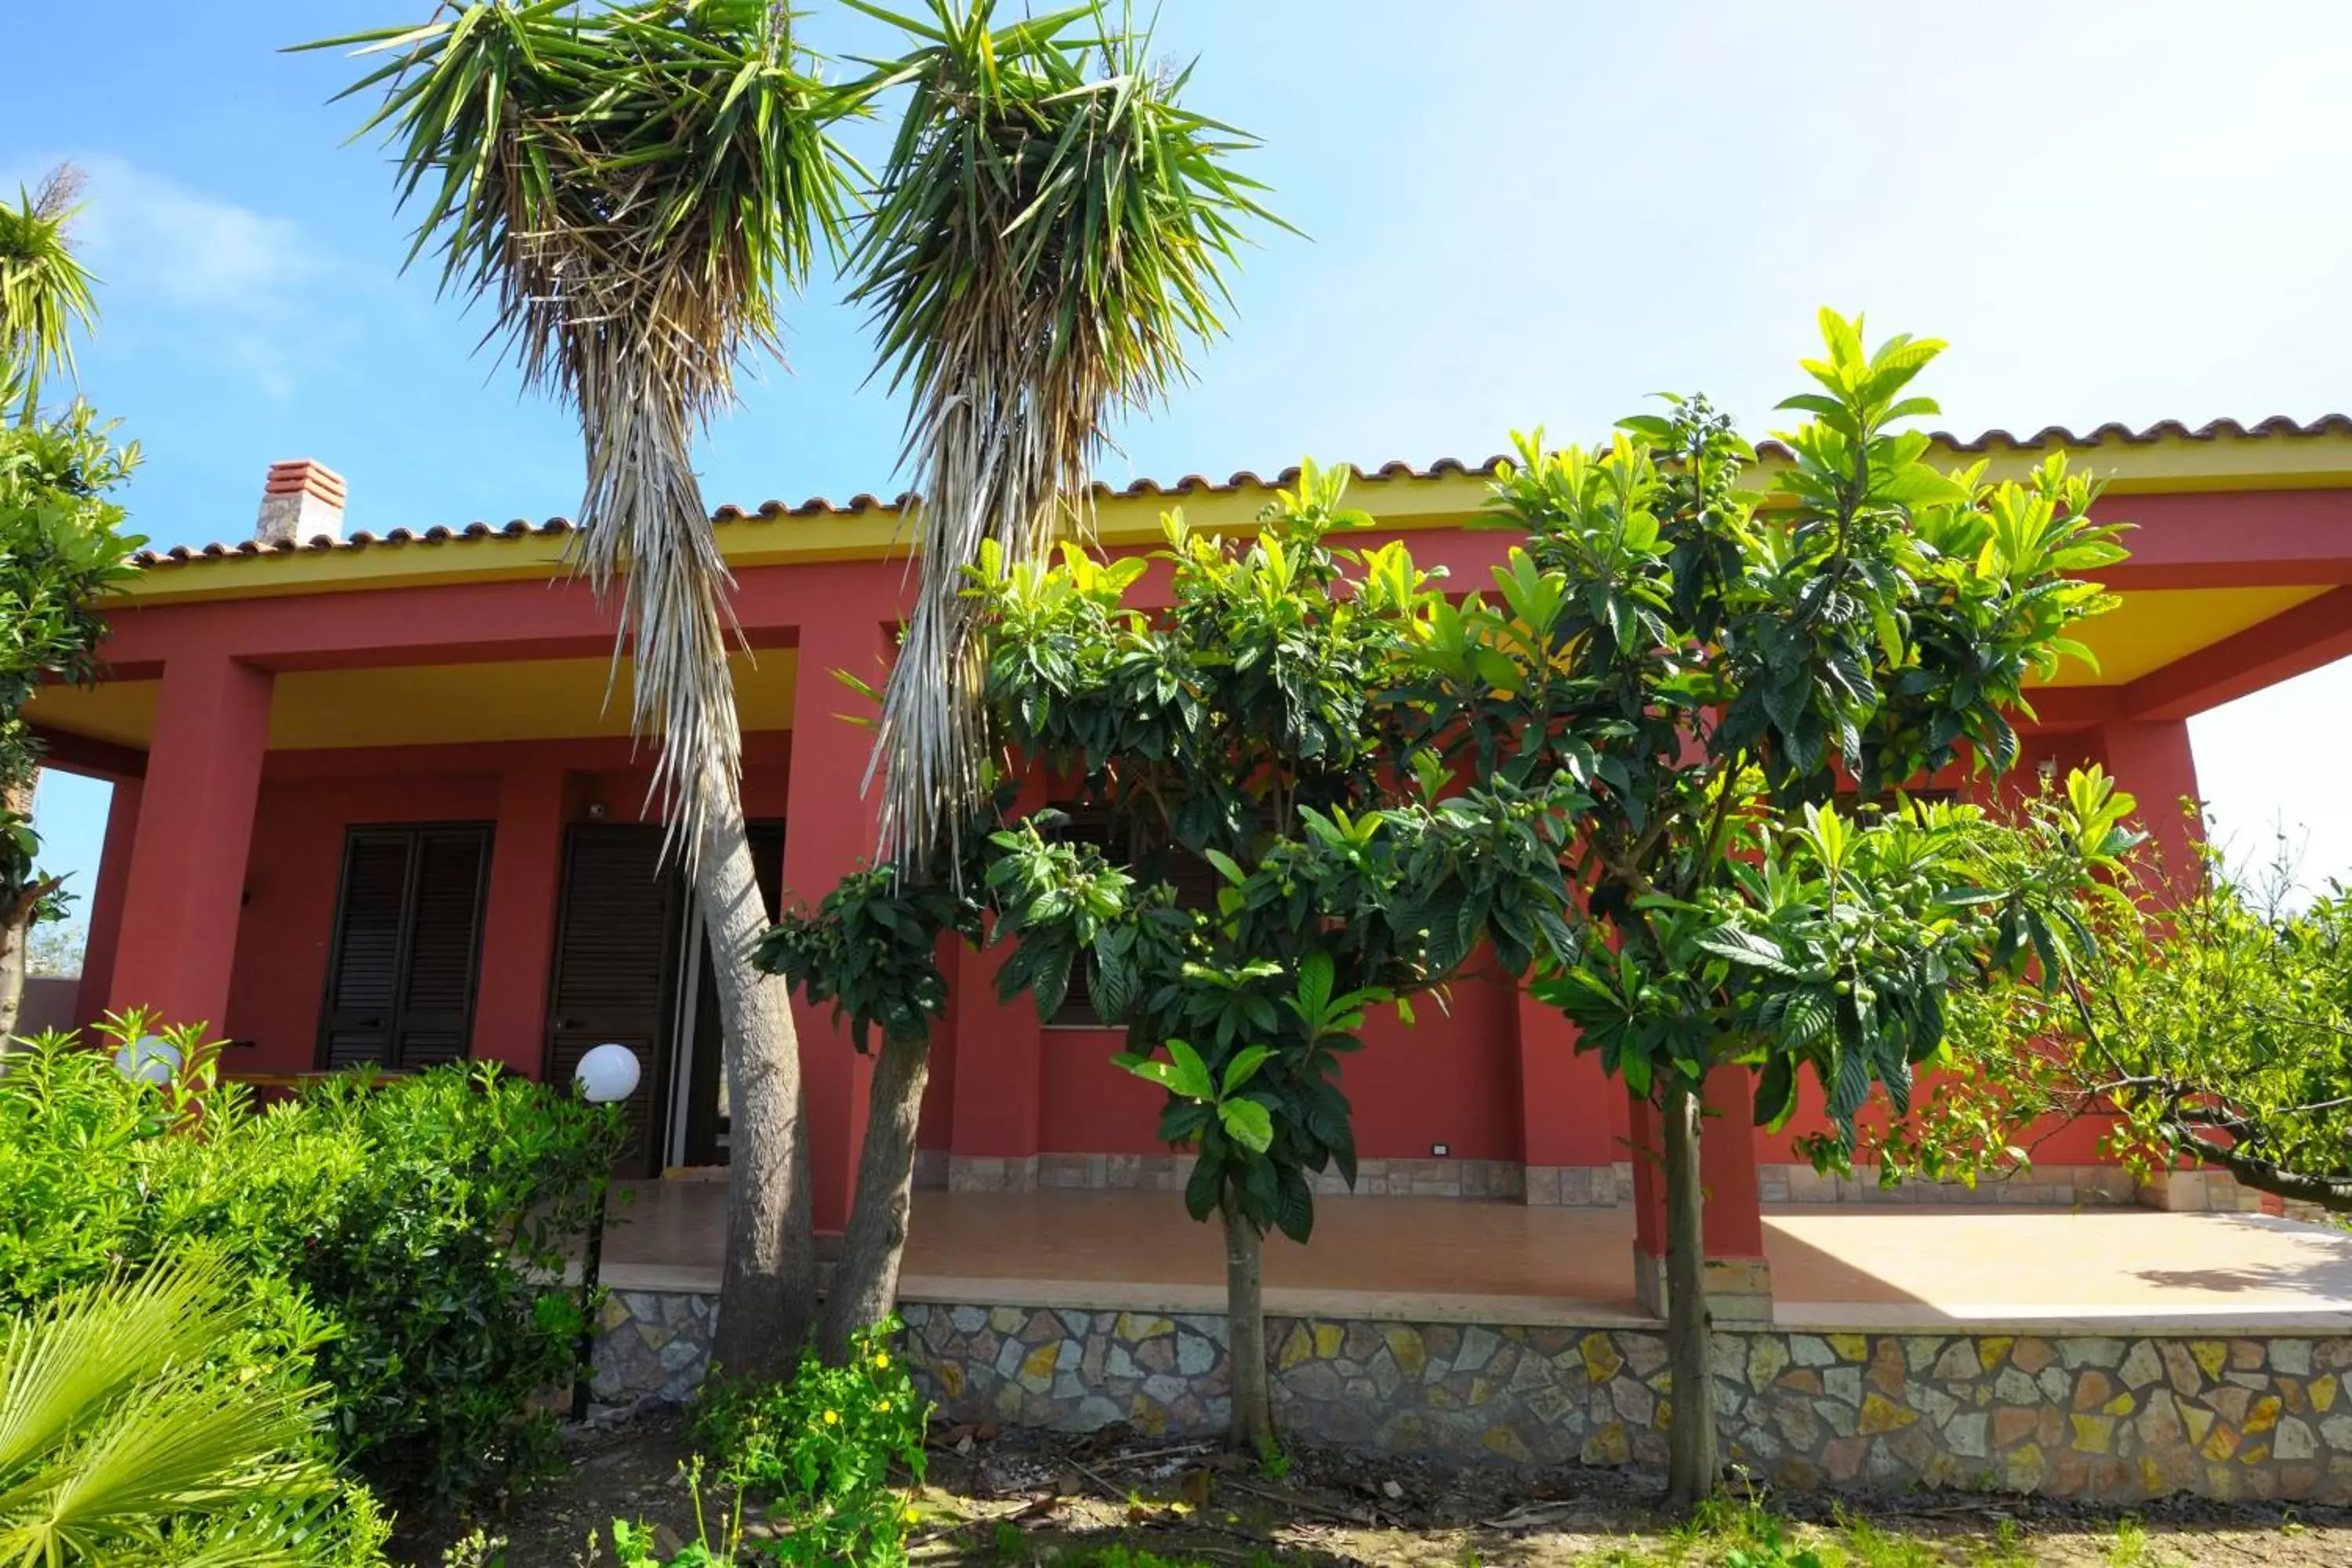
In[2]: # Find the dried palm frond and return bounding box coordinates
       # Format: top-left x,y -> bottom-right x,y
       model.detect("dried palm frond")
849,0 -> 1283,872
301,0 -> 851,860
0,164 -> 99,419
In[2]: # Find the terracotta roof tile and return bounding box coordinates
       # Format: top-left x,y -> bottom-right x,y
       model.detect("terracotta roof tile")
128,416 -> 2352,569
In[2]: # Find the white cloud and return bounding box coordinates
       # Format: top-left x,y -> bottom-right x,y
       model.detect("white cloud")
5,154 -> 349,399
68,156 -> 320,305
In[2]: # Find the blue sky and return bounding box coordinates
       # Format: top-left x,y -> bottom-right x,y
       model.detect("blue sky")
11,0 -> 2352,936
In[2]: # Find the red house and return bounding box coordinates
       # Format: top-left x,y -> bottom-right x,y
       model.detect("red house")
30,419 -> 2352,1290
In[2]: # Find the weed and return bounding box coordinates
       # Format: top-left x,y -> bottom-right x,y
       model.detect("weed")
2104,1515 -> 2173,1567
1835,1505 -> 1940,1566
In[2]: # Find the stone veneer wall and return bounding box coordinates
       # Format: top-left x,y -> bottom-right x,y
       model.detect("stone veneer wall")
591,1289 -> 717,1406
592,1290 -> 2352,1503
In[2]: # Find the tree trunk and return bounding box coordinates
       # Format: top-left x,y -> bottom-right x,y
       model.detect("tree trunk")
1221,1197 -> 1272,1454
818,1029 -> 931,1362
1661,1076 -> 1719,1509
0,771 -> 42,1044
0,909 -> 26,1042
698,776 -> 817,1385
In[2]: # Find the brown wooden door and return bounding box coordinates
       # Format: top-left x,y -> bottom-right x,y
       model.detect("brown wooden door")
543,824 -> 687,1177
318,824 -> 492,1070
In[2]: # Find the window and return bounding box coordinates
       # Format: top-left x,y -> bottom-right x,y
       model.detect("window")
317,824 -> 494,1070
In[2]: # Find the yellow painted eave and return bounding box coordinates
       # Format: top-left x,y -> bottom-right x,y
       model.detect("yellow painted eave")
114,425 -> 2352,608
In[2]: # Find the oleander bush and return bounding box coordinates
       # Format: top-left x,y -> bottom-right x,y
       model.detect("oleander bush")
0,1012 -> 621,1511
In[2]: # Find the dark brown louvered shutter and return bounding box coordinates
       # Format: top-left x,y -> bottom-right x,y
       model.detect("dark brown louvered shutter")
543,825 -> 684,1177
392,829 -> 492,1068
319,833 -> 413,1068
317,824 -> 492,1071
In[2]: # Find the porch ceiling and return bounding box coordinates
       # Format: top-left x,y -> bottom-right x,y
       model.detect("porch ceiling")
27,648 -> 802,751
2027,583 -> 2328,687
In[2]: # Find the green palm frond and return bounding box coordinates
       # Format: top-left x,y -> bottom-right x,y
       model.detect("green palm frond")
848,0 -> 1284,869
0,1253 -> 350,1566
0,165 -> 99,420
299,0 -> 853,858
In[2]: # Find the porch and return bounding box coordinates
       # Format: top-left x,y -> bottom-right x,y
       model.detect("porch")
596,1181 -> 2352,1334
586,1183 -> 2352,1499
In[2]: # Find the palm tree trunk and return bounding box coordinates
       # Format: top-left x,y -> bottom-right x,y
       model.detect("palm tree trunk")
1221,1196 -> 1272,1454
697,773 -> 816,1383
1661,1076 -> 1719,1509
819,1029 -> 931,1362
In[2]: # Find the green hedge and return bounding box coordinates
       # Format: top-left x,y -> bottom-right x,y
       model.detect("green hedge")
0,1023 -> 620,1512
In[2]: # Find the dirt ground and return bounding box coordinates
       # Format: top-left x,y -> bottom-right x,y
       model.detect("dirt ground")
395,1410 -> 2352,1567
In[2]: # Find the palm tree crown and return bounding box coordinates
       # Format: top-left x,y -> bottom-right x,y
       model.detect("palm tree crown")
306,0 -> 852,854
850,0 -> 1281,870
0,165 -> 98,420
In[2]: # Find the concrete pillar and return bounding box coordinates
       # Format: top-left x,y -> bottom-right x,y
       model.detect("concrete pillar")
107,654 -> 273,1032
2092,718 -> 2204,891
782,615 -> 893,1233
1628,1065 -> 1774,1324
471,763 -> 569,1076
73,775 -> 143,1032
1512,990 -> 1622,1205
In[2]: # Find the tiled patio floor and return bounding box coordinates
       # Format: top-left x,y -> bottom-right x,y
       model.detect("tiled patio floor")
594,1181 -> 2352,1333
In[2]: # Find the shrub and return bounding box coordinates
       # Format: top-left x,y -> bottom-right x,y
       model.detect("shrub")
691,1320 -> 928,1566
0,1250 -> 388,1566
0,1014 -> 620,1510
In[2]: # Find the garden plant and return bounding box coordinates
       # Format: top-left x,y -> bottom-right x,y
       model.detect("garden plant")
0,1251 -> 388,1566
1399,312 -> 2136,1502
768,465 -> 1581,1449
773,315 -> 2139,1486
0,166 -> 147,1036
0,1011 -> 621,1512
1881,815 -> 2352,1215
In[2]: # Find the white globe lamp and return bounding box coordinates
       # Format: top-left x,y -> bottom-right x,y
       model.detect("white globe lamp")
568,1040 -> 640,1424
114,1035 -> 181,1087
574,1043 -> 641,1105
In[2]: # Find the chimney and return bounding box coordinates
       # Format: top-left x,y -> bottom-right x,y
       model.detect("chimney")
254,459 -> 346,546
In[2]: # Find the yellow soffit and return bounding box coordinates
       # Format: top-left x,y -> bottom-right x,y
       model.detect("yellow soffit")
2030,584 -> 2330,688
114,421 -> 2352,608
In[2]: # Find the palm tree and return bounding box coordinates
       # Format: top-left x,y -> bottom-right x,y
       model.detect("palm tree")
0,1252 -> 383,1566
855,0 -> 1275,869
0,165 -> 97,420
821,0 -> 1279,1354
0,165 -> 135,1045
304,0 -> 854,1381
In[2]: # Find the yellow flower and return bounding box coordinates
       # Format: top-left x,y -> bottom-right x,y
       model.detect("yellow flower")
823,1410 -> 840,1425
877,1400 -> 891,1414
874,1353 -> 890,1369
